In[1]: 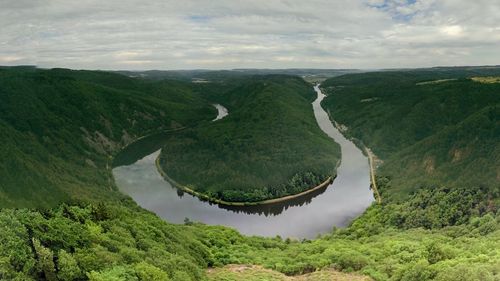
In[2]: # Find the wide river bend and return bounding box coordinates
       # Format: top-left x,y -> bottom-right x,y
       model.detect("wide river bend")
113,85 -> 374,238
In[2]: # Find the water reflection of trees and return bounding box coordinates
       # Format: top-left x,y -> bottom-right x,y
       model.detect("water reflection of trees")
115,128 -> 332,217
211,184 -> 329,216
172,182 -> 330,216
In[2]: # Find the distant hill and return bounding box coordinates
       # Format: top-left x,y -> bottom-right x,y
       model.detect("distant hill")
115,68 -> 363,83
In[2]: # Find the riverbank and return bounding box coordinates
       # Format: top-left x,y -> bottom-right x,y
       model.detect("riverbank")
155,156 -> 334,206
118,126 -> 187,152
319,85 -> 381,204
112,104 -> 227,168
111,127 -> 188,168
322,112 -> 381,204
365,148 -> 382,204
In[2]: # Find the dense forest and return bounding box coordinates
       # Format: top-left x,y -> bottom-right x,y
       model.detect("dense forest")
321,68 -> 500,203
0,67 -> 499,280
158,75 -> 340,203
0,67 -> 215,208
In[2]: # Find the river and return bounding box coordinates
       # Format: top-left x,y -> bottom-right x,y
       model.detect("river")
112,86 -> 374,238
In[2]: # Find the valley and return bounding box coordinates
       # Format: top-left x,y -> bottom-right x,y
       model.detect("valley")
112,84 -> 373,238
2,1 -> 500,280
157,76 -> 341,203
0,66 -> 499,281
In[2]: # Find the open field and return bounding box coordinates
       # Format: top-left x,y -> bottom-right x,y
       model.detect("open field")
471,76 -> 500,83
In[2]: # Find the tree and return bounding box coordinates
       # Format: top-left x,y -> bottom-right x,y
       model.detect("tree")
134,262 -> 170,281
87,266 -> 138,281
32,238 -> 57,281
434,264 -> 494,281
57,250 -> 81,281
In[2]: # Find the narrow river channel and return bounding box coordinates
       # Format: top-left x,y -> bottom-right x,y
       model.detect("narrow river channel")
113,86 -> 374,238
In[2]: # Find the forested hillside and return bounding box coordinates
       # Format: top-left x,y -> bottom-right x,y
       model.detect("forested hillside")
0,67 -> 215,207
321,69 -> 500,204
158,75 -> 340,203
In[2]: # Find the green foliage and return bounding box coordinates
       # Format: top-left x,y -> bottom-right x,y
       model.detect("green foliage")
87,266 -> 137,281
134,262 -> 170,281
206,265 -> 372,281
0,67 -> 215,208
160,75 -> 340,202
392,260 -> 435,281
333,250 -> 370,271
0,210 -> 36,280
33,238 -> 57,281
322,69 -> 499,205
3,202 -> 499,281
377,184 -> 497,229
57,250 -> 81,281
434,264 -> 496,281
0,203 -> 213,281
206,208 -> 500,280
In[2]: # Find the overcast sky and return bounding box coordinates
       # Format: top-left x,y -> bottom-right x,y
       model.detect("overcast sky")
1,0 -> 499,70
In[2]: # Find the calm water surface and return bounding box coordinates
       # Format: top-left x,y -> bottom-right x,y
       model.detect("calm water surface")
113,87 -> 374,238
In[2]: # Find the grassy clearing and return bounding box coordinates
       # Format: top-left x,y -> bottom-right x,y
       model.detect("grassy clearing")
206,265 -> 372,281
471,76 -> 500,83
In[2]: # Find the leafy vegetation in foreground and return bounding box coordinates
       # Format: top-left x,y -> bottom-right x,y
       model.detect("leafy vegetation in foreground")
1,202 -> 499,281
217,206 -> 500,281
321,68 -> 500,202
0,202 -> 213,281
159,75 -> 340,202
0,67 -> 215,208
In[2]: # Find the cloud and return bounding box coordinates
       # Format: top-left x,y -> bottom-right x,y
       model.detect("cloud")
0,0 -> 499,69
0,55 -> 24,63
440,25 -> 464,37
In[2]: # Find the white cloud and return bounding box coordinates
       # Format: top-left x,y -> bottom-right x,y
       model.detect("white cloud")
440,25 -> 464,37
0,55 -> 24,63
0,0 -> 499,69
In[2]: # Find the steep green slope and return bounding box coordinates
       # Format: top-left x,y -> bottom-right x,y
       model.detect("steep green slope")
380,104 -> 499,198
158,75 -> 340,203
321,70 -> 500,204
0,67 -> 215,208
